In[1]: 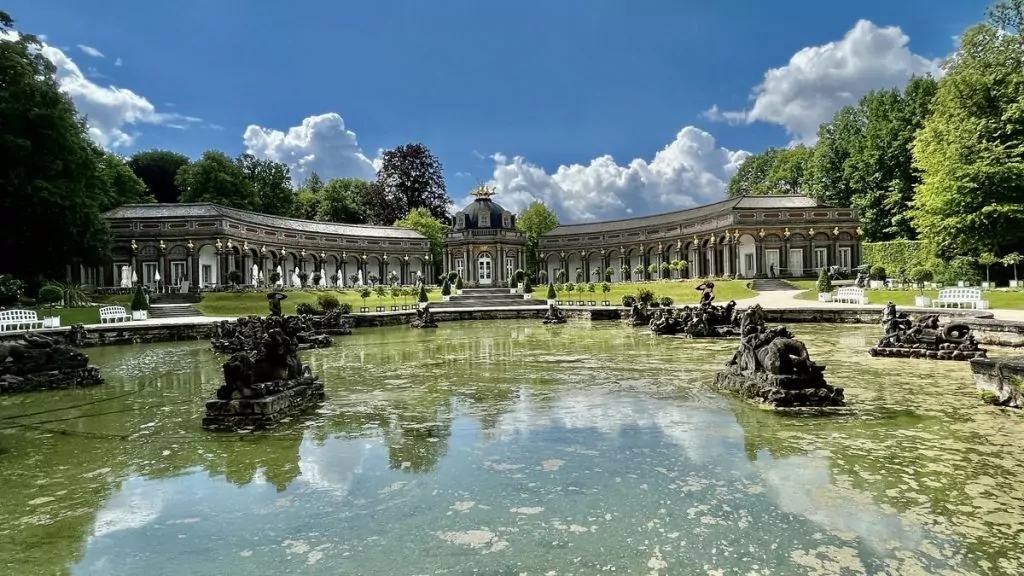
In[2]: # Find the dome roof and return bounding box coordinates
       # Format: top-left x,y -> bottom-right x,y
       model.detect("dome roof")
454,186 -> 516,231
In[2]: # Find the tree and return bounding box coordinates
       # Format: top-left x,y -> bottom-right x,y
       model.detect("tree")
371,143 -> 450,224
96,150 -> 154,211
317,178 -> 371,223
0,11 -> 114,279
516,201 -> 560,275
237,153 -> 294,216
293,172 -> 325,220
127,149 -> 191,203
805,106 -> 862,207
727,146 -> 813,197
911,15 -> 1024,259
176,150 -> 258,210
394,207 -> 449,265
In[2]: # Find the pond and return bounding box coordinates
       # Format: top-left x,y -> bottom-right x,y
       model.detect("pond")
1,321 -> 1022,575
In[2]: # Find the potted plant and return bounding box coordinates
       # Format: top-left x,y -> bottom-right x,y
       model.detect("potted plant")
909,267 -> 933,307
1002,253 -> 1022,288
400,287 -> 411,310
575,282 -> 585,305
546,282 -> 557,305
591,269 -> 602,284
37,284 -> 62,328
660,296 -> 674,308
311,271 -> 322,287
660,262 -> 671,279
555,269 -> 567,283
522,276 -> 534,299
563,282 -> 575,305
538,270 -> 548,284
455,275 -> 464,295
130,283 -> 149,320
368,272 -> 380,286
816,267 -> 833,302
441,278 -> 452,301
297,270 -> 309,287
390,286 -> 401,311
677,261 -> 688,279
978,253 -> 997,289
349,273 -> 360,286
374,285 -> 387,311
227,269 -> 243,287
270,271 -> 281,286
647,263 -> 658,280
330,273 -> 339,287
604,266 -> 614,282
600,282 -> 611,305
868,265 -> 886,289
359,288 -> 372,312
620,265 -> 630,282
633,264 -> 645,281
418,283 -> 429,308
622,294 -> 637,307
586,282 -> 596,305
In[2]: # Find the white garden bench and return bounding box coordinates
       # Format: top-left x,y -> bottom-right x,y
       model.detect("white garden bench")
934,287 -> 988,309
99,305 -> 131,323
834,286 -> 868,305
0,309 -> 44,332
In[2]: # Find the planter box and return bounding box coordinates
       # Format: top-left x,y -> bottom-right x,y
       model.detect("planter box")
818,293 -> 833,302
456,290 -> 463,295
442,295 -> 451,301
509,288 -> 518,294
401,305 -> 410,310
523,293 -> 533,299
391,305 -> 399,311
576,301 -> 586,306
131,310 -> 148,321
981,282 -> 993,289
42,316 -> 61,328
375,306 -> 386,312
869,280 -> 884,290
915,295 -> 932,307
419,302 -> 429,309
360,307 -> 370,313
587,300 -> 597,306
601,300 -> 611,306
1011,280 -> 1021,288
556,300 -> 564,305
958,281 -> 967,287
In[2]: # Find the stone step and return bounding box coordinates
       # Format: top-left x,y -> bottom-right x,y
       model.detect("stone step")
449,294 -> 530,303
751,279 -> 799,292
458,288 -> 516,296
431,298 -> 544,309
148,304 -> 201,318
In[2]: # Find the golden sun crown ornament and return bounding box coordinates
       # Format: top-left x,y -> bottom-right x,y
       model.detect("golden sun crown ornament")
470,184 -> 496,199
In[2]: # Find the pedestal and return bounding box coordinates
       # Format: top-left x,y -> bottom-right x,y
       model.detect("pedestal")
202,377 -> 325,430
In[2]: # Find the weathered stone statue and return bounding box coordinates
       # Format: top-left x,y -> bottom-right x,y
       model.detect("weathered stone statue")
868,302 -> 987,360
696,280 -> 716,307
267,291 -> 287,316
650,300 -> 742,337
204,314 -> 325,430
211,314 -> 332,353
411,303 -> 439,329
543,303 -> 567,325
627,303 -> 653,326
0,332 -> 103,394
711,317 -> 844,408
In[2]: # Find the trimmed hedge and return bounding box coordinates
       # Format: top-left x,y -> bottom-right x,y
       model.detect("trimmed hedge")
861,241 -> 931,280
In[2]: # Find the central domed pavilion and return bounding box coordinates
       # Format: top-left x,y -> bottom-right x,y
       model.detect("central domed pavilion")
443,185 -> 525,286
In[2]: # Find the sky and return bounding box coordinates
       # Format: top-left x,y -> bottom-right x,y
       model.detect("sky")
4,0 -> 991,223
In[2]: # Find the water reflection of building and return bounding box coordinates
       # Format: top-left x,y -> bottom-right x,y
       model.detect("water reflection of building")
202,434 -> 304,492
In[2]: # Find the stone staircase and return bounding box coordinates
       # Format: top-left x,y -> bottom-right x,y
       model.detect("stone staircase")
148,303 -> 202,318
431,287 -> 545,309
750,278 -> 800,292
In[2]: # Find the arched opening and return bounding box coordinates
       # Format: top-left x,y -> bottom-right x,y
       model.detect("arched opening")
387,255 -> 404,285
477,251 -> 493,286
587,251 -> 605,283
198,244 -> 219,288
737,234 -> 757,279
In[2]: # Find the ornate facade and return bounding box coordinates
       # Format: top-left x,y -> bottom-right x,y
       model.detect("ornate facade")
89,204 -> 433,289
443,186 -> 525,287
537,195 -> 861,282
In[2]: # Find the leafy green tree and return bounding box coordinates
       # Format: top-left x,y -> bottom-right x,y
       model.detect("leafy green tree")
912,11 -> 1024,259
293,172 -> 324,220
727,147 -> 813,197
317,178 -> 371,223
806,106 -> 861,207
97,151 -> 154,211
237,153 -> 294,216
176,150 -> 258,210
371,143 -> 450,224
394,207 -> 449,265
516,201 -> 560,275
0,11 -> 113,279
127,149 -> 191,203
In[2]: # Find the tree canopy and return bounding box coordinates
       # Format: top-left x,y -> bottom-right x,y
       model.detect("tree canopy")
176,150 -> 259,211
394,207 -> 449,265
516,201 -> 560,275
371,143 -> 451,225
727,146 -> 813,197
127,149 -> 191,203
237,153 -> 294,216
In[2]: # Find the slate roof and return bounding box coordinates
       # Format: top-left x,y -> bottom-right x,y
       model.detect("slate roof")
454,197 -> 515,230
544,195 -> 827,237
102,203 -> 427,240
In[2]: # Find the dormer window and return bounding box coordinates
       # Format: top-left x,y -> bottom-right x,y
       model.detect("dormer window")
480,212 -> 490,228
503,214 -> 511,228
456,214 -> 465,229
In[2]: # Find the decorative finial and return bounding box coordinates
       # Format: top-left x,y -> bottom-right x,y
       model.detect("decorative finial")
280,247 -> 286,256
320,251 -> 326,259
579,250 -> 586,257
361,253 -> 367,260
677,239 -> 682,249
226,239 -> 233,249
732,230 -> 740,241
300,248 -> 305,257
758,228 -> 765,239
783,227 -> 791,239
404,254 -> 409,261
470,184 -> 497,199
832,227 -> 840,236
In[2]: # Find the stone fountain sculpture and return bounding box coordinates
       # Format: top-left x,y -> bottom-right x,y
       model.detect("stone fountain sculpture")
0,331 -> 103,394
542,303 -> 567,325
711,307 -> 845,408
203,312 -> 326,430
411,303 -> 439,329
627,303 -> 654,326
868,302 -> 987,361
211,315 -> 332,353
650,300 -> 740,337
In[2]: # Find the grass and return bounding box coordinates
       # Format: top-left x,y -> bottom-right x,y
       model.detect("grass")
790,280 -> 1024,309
29,295 -> 133,325
550,279 -> 756,305
195,289 -> 441,317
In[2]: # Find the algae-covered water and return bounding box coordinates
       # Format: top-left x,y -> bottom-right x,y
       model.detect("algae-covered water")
0,321 -> 1021,575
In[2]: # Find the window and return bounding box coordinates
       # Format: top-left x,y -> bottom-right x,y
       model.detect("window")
480,212 -> 491,227
813,248 -> 828,270
202,265 -> 213,285
838,247 -> 852,270
143,262 -> 158,286
503,215 -> 511,228
455,259 -> 465,277
171,261 -> 187,285
456,214 -> 465,229
506,258 -> 515,279
744,254 -> 755,276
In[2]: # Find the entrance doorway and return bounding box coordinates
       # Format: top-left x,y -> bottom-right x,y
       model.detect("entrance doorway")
788,249 -> 804,277
765,250 -> 780,277
477,252 -> 493,285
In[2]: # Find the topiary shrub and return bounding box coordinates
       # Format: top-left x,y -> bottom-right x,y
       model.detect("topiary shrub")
637,287 -> 655,305
546,283 -> 557,299
441,278 -> 452,296
816,267 -> 833,293
909,267 -> 933,295
455,275 -> 464,290
228,269 -> 243,285
514,269 -> 525,284
317,293 -> 340,311
130,284 -> 148,311
37,284 -> 62,315
338,302 -> 353,314
659,296 -> 674,307
0,274 -> 25,307
523,276 -> 533,294
869,265 -> 887,281
418,283 -> 429,303
621,294 -> 637,307
296,302 -> 319,316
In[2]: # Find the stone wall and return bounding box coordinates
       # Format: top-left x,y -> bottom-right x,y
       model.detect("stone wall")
0,324 -> 214,348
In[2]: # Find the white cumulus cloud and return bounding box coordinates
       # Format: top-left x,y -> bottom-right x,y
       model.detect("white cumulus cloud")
704,19 -> 942,144
77,44 -> 104,58
478,127 -> 749,223
243,113 -> 378,184
1,32 -> 199,148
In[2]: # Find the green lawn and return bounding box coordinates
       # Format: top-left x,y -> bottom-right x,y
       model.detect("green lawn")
196,289 -> 443,317
550,279 -> 756,305
31,295 -> 133,325
791,280 -> 1024,309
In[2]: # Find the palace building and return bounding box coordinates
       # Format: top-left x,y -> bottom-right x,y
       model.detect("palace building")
79,189 -> 860,291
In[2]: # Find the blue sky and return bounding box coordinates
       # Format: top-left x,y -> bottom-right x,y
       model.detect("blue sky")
5,0 -> 990,222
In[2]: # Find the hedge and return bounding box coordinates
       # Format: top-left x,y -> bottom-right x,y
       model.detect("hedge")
861,241 -> 932,280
